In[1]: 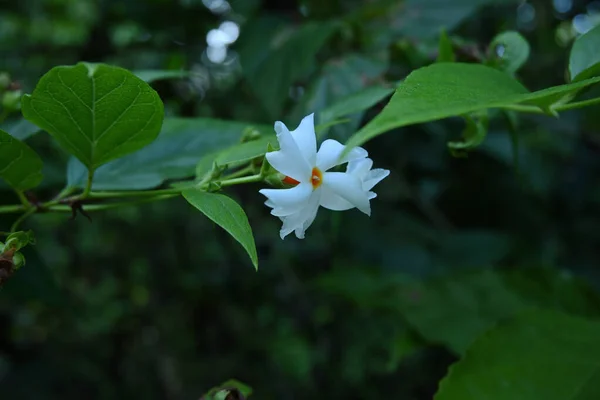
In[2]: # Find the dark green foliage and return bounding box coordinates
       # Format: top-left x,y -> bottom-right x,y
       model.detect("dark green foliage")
2,0 -> 600,399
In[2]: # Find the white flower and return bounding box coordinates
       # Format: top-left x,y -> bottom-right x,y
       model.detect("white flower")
259,113 -> 390,239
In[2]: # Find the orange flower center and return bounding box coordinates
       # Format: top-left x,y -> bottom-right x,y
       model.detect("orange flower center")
311,167 -> 323,189
282,176 -> 300,185
282,168 -> 323,190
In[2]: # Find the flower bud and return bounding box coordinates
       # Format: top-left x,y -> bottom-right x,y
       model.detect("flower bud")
264,172 -> 290,189
241,127 -> 261,143
12,252 -> 25,270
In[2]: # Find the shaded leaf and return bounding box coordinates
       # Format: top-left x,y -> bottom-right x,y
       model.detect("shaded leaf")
182,190 -> 258,269
291,54 -> 388,139
397,268 -> 600,354
67,118 -> 271,190
318,85 -> 394,125
245,22 -> 338,117
0,118 -> 41,141
569,23 -> 600,82
435,310 -> 600,400
389,0 -> 520,39
21,62 -> 164,170
0,129 -> 43,190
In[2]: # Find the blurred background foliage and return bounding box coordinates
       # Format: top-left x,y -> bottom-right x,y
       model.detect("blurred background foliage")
2,0 -> 600,398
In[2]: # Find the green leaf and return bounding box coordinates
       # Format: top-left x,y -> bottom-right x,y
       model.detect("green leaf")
397,268 -> 600,354
132,69 -> 190,83
182,190 -> 258,270
290,54 -> 388,139
244,22 -> 338,117
447,112 -> 489,156
345,63 -> 600,150
435,310 -> 600,400
21,62 -> 164,170
569,23 -> 600,82
387,0 -> 520,39
67,118 -> 271,190
437,30 -> 455,63
0,129 -> 43,190
318,85 -> 394,125
2,230 -> 35,252
196,135 -> 277,178
488,31 -> 530,74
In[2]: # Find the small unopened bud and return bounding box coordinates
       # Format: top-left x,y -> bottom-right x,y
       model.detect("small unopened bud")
241,127 -> 261,143
264,172 -> 290,189
207,181 -> 222,192
12,252 -> 25,270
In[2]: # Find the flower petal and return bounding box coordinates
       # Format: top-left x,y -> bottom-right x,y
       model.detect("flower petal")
316,139 -> 368,171
268,121 -> 312,181
319,185 -> 354,211
323,172 -> 371,215
289,113 -> 317,165
346,158 -> 373,177
259,183 -> 313,217
363,168 -> 390,191
279,189 -> 322,239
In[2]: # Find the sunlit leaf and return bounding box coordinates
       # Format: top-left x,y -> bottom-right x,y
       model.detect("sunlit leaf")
21,62 -> 164,170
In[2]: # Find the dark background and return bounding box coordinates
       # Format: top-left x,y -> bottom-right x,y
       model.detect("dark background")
2,0 -> 600,399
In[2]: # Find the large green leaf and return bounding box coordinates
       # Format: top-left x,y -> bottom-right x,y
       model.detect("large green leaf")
0,129 -> 43,190
244,22 -> 338,117
397,268 -> 600,354
569,24 -> 600,82
67,118 -> 271,190
21,62 -> 164,170
345,63 -> 600,149
435,310 -> 600,400
182,190 -> 258,270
